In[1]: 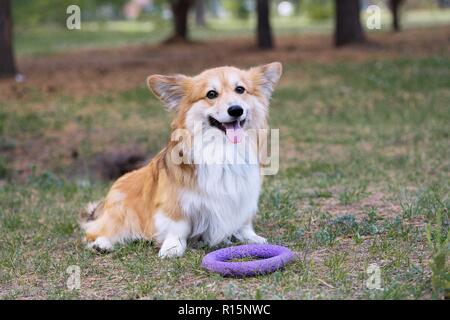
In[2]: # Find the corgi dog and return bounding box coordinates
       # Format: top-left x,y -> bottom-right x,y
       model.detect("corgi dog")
80,62 -> 282,257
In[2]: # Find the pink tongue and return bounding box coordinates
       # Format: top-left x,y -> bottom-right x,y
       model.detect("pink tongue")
224,121 -> 244,144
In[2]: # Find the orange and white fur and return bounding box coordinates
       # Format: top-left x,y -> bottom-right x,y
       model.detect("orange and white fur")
80,62 -> 282,257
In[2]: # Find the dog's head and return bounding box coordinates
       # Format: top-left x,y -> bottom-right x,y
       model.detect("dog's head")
147,62 -> 282,144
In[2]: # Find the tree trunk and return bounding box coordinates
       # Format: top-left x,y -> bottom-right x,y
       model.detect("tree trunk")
334,0 -> 366,47
389,0 -> 404,32
256,0 -> 274,49
195,0 -> 206,27
0,0 -> 17,78
167,0 -> 194,42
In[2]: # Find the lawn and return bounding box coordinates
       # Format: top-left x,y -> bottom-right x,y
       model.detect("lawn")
0,26 -> 449,299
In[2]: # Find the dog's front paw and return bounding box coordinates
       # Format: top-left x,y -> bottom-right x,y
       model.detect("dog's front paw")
234,226 -> 268,244
245,234 -> 268,244
158,238 -> 186,258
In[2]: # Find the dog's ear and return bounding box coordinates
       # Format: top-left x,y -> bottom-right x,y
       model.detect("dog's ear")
251,62 -> 283,99
147,74 -> 188,111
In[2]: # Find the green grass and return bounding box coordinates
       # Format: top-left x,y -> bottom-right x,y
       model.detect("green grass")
0,55 -> 449,299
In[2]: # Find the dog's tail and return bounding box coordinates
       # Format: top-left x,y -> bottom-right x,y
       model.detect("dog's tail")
79,200 -> 105,229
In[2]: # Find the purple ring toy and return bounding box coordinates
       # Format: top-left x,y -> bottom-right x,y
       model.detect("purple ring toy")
201,244 -> 294,277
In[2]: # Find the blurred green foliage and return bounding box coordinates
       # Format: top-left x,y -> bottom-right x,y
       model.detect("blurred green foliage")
12,0 -> 128,27
11,0 -> 176,30
302,0 -> 333,21
222,0 -> 251,20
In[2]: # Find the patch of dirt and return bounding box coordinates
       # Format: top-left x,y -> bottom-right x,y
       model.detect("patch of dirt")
0,26 -> 449,100
89,147 -> 147,180
322,191 -> 403,219
8,126 -> 148,181
298,189 -> 404,220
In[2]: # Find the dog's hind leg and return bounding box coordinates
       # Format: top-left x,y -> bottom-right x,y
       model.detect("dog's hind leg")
88,236 -> 114,253
82,217 -> 119,252
81,203 -> 141,253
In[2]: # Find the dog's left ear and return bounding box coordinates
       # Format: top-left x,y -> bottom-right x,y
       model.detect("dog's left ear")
251,62 -> 283,99
147,74 -> 189,111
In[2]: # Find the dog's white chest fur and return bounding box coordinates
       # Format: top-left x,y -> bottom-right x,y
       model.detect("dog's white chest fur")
180,138 -> 261,245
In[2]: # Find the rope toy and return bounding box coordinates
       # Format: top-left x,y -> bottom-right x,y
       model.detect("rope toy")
201,244 -> 294,277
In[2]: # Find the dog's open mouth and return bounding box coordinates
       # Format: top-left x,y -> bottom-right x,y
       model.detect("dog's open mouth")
208,116 -> 245,144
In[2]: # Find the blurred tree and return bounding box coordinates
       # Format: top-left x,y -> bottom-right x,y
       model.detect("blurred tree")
195,0 -> 206,26
437,0 -> 450,8
389,0 -> 405,32
166,0 -> 194,42
334,0 -> 366,46
256,0 -> 273,49
0,0 -> 16,78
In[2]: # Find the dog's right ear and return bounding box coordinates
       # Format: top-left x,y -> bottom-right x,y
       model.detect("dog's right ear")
147,74 -> 188,111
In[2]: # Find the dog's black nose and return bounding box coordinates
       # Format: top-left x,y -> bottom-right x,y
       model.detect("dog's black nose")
227,105 -> 243,117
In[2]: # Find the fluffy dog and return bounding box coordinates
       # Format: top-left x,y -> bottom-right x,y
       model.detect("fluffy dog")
80,62 -> 282,257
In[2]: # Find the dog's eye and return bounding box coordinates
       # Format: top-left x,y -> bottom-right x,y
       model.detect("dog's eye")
235,86 -> 245,94
206,90 -> 218,99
